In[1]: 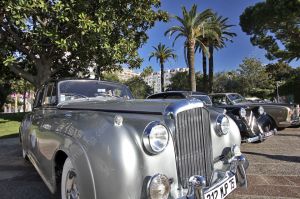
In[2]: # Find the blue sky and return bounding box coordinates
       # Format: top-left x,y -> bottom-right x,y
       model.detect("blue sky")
136,0 -> 299,73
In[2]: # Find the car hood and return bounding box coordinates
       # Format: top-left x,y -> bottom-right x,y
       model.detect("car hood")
57,98 -> 195,115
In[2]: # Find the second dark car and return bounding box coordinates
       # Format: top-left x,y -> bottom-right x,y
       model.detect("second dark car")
147,91 -> 277,143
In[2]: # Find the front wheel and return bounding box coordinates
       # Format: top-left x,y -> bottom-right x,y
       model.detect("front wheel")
61,158 -> 80,199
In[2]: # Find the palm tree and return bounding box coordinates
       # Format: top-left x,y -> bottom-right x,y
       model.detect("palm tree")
208,15 -> 236,92
149,43 -> 176,92
165,5 -> 214,91
196,17 -> 221,92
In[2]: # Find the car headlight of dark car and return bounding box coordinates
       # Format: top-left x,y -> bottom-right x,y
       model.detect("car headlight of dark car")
216,114 -> 230,136
143,121 -> 169,154
239,108 -> 247,118
258,106 -> 264,115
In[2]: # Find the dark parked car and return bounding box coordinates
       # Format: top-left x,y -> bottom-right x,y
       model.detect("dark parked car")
148,91 -> 276,143
20,79 -> 248,199
209,93 -> 300,129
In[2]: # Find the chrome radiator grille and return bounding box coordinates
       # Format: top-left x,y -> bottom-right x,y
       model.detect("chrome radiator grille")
245,110 -> 260,134
174,107 -> 213,188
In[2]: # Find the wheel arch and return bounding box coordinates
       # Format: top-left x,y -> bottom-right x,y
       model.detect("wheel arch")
52,142 -> 97,199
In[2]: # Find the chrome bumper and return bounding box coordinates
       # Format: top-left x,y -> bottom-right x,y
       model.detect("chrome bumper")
178,154 -> 248,199
291,117 -> 300,126
242,128 -> 277,143
279,117 -> 300,127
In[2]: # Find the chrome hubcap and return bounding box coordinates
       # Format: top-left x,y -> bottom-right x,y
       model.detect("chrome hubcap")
66,170 -> 80,199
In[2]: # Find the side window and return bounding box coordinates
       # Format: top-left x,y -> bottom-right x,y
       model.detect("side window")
33,87 -> 45,108
43,83 -> 57,106
211,96 -> 227,105
226,96 -> 232,105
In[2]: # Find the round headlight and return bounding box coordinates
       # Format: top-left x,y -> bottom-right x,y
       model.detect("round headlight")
216,115 -> 230,136
143,122 -> 169,154
239,108 -> 247,118
148,174 -> 170,199
258,106 -> 264,115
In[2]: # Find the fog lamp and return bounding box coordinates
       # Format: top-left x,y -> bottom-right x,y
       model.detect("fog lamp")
231,144 -> 242,156
148,174 -> 170,199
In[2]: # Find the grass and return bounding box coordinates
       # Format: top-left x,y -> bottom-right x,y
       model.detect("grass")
0,112 -> 26,139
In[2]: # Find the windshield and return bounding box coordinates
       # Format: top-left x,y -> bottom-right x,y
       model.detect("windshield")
227,93 -> 247,104
58,80 -> 133,102
191,95 -> 212,105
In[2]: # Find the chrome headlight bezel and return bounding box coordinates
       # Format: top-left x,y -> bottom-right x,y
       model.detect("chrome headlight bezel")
258,106 -> 264,115
216,114 -> 231,136
239,108 -> 247,118
143,121 -> 170,154
147,173 -> 170,199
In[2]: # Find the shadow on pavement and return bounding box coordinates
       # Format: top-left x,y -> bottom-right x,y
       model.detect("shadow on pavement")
0,133 -> 19,139
276,133 -> 300,138
243,151 -> 300,163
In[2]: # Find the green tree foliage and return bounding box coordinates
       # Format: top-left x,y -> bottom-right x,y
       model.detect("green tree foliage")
149,43 -> 176,92
140,66 -> 154,78
237,58 -> 275,98
0,0 -> 168,88
102,72 -> 121,83
266,62 -> 293,82
213,71 -> 242,93
279,67 -> 300,103
165,5 -> 213,91
240,0 -> 300,62
0,58 -> 19,110
167,71 -> 204,92
125,77 -> 152,99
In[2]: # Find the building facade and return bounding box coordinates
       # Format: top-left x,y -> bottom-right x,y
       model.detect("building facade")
116,68 -> 140,81
144,67 -> 189,93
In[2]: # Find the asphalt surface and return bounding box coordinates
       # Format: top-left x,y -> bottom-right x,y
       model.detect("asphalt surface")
0,128 -> 299,199
229,127 -> 300,199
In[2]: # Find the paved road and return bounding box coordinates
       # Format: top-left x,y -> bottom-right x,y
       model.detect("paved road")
0,128 -> 299,199
229,127 -> 300,199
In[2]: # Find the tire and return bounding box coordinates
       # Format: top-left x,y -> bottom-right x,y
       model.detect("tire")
20,135 -> 29,162
61,158 -> 80,199
22,148 -> 29,161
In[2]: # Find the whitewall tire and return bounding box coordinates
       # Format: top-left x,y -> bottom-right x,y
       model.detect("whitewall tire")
61,158 -> 80,199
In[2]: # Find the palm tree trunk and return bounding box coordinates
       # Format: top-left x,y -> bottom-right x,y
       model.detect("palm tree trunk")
202,51 -> 208,92
187,40 -> 196,91
160,61 -> 164,92
208,45 -> 214,93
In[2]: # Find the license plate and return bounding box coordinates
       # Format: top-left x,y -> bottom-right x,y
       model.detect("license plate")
204,176 -> 236,199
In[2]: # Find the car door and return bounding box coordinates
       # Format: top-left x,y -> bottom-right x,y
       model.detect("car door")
28,86 -> 45,166
37,82 -> 60,181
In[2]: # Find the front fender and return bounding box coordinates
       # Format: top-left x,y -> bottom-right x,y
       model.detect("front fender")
209,110 -> 241,168
74,112 -> 178,199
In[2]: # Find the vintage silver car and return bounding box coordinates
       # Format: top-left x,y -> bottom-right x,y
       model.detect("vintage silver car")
20,79 -> 248,199
209,93 -> 300,129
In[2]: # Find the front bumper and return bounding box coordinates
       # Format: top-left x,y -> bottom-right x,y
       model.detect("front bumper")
177,154 -> 248,199
279,118 -> 300,127
242,128 -> 277,143
290,117 -> 300,126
